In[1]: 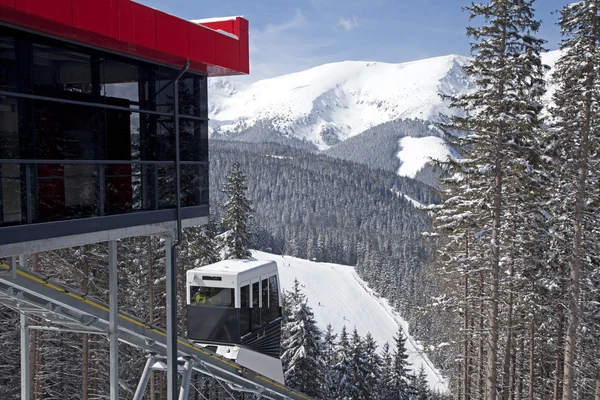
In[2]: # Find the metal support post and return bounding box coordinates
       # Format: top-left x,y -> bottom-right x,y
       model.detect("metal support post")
9,256 -> 17,278
108,240 -> 119,400
133,355 -> 156,400
18,254 -> 28,269
165,235 -> 178,400
20,313 -> 30,400
178,359 -> 193,400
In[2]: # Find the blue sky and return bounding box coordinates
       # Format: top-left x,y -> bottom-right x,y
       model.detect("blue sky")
137,0 -> 567,82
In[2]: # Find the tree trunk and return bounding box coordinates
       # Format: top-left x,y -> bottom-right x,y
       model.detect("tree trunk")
595,359 -> 600,400
563,5 -> 596,399
479,269 -> 486,400
554,311 -> 564,400
502,259 -> 515,400
529,312 -> 535,400
464,235 -> 470,400
517,322 -> 524,400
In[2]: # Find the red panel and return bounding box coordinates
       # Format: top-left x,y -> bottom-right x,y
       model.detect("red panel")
131,2 -> 157,50
189,23 -> 216,66
117,0 -> 134,43
72,0 -> 119,39
236,28 -> 249,74
17,0 -> 73,25
0,1 -> 16,8
235,17 -> 248,32
156,12 -> 189,58
200,20 -> 235,35
215,33 -> 238,72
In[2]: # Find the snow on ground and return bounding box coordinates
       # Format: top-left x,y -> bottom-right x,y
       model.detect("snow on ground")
397,136 -> 452,178
251,250 -> 448,393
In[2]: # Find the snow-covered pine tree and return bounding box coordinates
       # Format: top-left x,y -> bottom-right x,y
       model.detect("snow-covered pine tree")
548,2 -> 600,399
280,291 -> 325,398
333,326 -> 353,400
437,1 -> 547,398
218,162 -> 253,260
346,328 -> 367,400
379,342 -> 394,400
390,329 -> 413,400
322,324 -> 338,399
412,365 -> 430,400
362,332 -> 383,400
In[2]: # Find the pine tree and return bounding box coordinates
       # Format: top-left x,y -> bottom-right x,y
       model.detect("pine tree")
280,286 -> 325,398
548,2 -> 600,399
390,330 -> 412,400
362,333 -> 383,400
379,342 -> 394,400
435,1 -> 547,398
218,162 -> 253,259
322,324 -> 338,399
412,366 -> 430,400
333,326 -> 353,400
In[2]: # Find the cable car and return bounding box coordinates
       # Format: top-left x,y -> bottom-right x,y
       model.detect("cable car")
186,259 -> 284,383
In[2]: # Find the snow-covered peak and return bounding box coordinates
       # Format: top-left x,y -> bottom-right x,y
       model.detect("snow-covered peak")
209,54 -> 474,150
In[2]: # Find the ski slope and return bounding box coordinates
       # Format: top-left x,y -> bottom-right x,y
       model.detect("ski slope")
397,136 -> 453,178
251,251 -> 448,393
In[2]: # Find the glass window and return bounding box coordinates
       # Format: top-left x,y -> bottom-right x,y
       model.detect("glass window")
101,55 -> 140,105
179,72 -> 207,118
0,98 -> 20,159
32,42 -> 94,99
252,281 -> 261,331
269,276 -> 279,308
0,162 -> 21,224
189,286 -> 234,307
0,34 -> 16,91
262,278 -> 269,308
240,285 -> 250,308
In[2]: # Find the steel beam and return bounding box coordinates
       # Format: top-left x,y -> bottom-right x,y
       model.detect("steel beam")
133,356 -> 155,400
20,313 -> 30,400
108,240 -> 119,400
165,235 -> 177,400
178,359 -> 193,400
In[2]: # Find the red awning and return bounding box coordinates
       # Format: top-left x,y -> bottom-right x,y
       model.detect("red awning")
0,0 -> 249,76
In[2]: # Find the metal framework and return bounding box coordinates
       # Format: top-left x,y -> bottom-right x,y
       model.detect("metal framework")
0,259 -> 310,400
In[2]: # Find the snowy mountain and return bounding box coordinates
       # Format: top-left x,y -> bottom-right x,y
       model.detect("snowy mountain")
209,55 -> 473,151
251,250 -> 448,393
209,51 -> 562,184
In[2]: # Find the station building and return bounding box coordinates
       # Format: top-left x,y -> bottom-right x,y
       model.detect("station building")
0,0 -> 249,255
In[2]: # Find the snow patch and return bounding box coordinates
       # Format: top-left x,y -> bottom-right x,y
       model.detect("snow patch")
397,136 -> 452,178
251,250 -> 448,393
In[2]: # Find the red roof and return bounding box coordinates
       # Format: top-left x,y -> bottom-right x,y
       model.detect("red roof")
0,0 -> 249,76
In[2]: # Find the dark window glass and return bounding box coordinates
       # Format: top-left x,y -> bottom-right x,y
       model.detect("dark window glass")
240,284 -> 250,335
179,119 -> 205,161
269,275 -> 279,308
179,72 -> 207,118
252,281 -> 261,331
0,97 -> 20,159
262,279 -> 269,308
189,286 -> 234,307
0,162 -> 21,225
0,34 -> 16,90
101,55 -> 140,105
240,285 -> 250,308
32,42 -> 94,99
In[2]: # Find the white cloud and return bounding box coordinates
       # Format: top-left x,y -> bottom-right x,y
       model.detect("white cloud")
264,9 -> 306,34
336,16 -> 359,31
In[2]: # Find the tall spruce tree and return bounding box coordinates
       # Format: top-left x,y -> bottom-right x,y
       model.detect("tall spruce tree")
218,162 -> 253,260
438,1 -> 547,398
390,330 -> 412,400
549,2 -> 600,399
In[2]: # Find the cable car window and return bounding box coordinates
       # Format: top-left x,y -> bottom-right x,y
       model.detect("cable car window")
189,286 -> 234,307
240,285 -> 250,308
262,279 -> 269,308
268,276 -> 279,308
252,282 -> 260,331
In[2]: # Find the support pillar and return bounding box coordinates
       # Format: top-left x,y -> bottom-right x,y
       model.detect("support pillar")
21,313 -> 30,400
108,240 -> 119,400
178,359 -> 193,400
165,235 -> 178,400
133,356 -> 155,400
